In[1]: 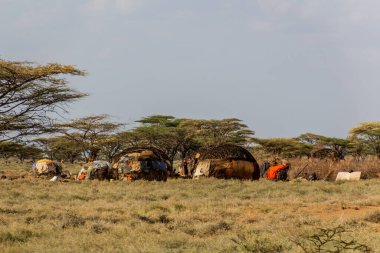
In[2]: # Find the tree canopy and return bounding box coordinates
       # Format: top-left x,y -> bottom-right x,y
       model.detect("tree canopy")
34,136 -> 82,163
0,141 -> 42,162
54,115 -> 123,162
252,138 -> 312,158
126,116 -> 255,164
123,115 -> 199,165
182,118 -> 254,147
0,59 -> 87,141
297,133 -> 349,160
350,122 -> 380,159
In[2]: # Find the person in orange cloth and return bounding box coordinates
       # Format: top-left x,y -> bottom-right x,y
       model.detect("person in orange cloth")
266,162 -> 290,181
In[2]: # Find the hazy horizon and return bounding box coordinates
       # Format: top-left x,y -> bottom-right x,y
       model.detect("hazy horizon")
1,0 -> 379,138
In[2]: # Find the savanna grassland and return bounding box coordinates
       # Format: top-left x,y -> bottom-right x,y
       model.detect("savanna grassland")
1,162 -> 380,253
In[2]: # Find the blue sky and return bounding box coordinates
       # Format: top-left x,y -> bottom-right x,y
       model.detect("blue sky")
1,0 -> 379,138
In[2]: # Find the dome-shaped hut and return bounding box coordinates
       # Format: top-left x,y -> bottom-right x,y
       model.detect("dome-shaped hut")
77,160 -> 112,181
193,144 -> 260,180
112,147 -> 171,181
32,159 -> 63,181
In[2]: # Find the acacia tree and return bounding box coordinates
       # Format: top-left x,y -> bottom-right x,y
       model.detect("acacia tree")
0,141 -> 22,162
124,115 -> 199,165
97,134 -> 124,162
54,115 -> 123,162
0,59 -> 86,141
0,141 -> 42,162
33,137 -> 54,160
252,138 -> 312,158
350,122 -> 380,159
35,136 -> 82,163
346,136 -> 370,160
182,118 -> 254,147
14,144 -> 42,162
297,133 -> 349,160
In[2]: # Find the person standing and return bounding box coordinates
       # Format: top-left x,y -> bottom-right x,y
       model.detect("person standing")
182,159 -> 188,178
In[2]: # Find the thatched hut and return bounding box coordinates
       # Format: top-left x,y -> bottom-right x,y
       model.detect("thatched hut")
77,160 -> 112,181
32,159 -> 63,181
112,147 -> 171,181
193,144 -> 260,180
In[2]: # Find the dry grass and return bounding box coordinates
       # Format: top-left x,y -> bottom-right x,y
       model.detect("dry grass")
0,161 -> 380,252
286,157 -> 380,181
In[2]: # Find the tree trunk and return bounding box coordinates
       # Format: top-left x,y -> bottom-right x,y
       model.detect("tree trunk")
88,147 -> 100,162
82,148 -> 89,162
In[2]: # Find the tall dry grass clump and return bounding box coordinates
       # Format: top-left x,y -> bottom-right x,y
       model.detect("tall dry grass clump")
288,157 -> 380,180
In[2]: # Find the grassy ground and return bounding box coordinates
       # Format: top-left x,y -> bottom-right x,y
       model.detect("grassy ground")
0,161 -> 380,252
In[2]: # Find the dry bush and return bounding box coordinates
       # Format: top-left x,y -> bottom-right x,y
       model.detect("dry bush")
231,230 -> 287,252
292,226 -> 372,252
365,211 -> 380,224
